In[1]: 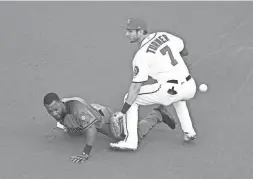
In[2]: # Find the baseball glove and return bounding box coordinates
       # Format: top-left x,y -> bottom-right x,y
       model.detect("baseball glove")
109,112 -> 124,139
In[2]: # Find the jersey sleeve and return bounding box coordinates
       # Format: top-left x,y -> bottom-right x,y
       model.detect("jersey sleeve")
132,52 -> 149,83
165,33 -> 184,52
74,103 -> 98,130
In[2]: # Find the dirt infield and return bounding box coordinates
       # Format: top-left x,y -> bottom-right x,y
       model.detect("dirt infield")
1,2 -> 253,179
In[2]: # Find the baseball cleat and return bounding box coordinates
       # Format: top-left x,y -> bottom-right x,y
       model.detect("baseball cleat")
184,132 -> 196,142
154,105 -> 176,129
110,141 -> 138,151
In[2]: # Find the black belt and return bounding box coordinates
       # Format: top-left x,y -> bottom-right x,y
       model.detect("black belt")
98,109 -> 105,116
167,75 -> 192,84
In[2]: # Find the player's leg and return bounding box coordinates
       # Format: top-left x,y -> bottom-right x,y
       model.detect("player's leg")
137,106 -> 177,141
122,82 -> 178,143
119,83 -> 163,148
173,101 -> 196,141
135,76 -> 197,143
137,109 -> 163,141
121,75 -> 197,146
172,78 -> 197,141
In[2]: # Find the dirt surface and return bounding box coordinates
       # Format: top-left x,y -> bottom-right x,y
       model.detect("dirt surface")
1,2 -> 253,179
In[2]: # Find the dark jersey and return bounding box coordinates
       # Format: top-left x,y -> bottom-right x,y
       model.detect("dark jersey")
60,98 -> 102,132
59,97 -> 113,132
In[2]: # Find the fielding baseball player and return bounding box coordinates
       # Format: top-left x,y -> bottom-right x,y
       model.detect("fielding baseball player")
110,18 -> 197,150
43,92 -> 176,163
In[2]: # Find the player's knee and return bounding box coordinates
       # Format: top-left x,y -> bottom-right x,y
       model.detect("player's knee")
152,111 -> 163,123
138,120 -> 150,139
138,120 -> 151,131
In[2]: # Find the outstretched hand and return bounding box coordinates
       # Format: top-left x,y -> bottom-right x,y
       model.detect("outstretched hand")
70,153 -> 89,164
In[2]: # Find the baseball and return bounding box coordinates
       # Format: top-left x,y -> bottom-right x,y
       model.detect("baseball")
199,84 -> 208,92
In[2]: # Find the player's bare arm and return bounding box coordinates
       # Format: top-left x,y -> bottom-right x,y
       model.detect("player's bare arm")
112,82 -> 144,121
124,82 -> 143,105
69,102 -> 101,163
85,124 -> 97,146
70,124 -> 97,164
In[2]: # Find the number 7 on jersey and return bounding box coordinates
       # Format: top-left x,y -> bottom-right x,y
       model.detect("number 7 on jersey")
160,45 -> 178,66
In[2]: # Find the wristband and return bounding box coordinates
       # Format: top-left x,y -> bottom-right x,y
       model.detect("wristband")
120,102 -> 131,114
83,144 -> 92,155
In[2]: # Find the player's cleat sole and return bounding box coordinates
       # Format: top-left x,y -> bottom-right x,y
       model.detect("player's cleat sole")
184,132 -> 196,142
110,141 -> 138,151
153,105 -> 176,129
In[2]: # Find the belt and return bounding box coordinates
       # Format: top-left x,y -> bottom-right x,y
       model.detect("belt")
167,75 -> 192,84
98,109 -> 105,116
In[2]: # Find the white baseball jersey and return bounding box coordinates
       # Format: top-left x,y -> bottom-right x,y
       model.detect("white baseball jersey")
113,32 -> 197,149
132,32 -> 190,84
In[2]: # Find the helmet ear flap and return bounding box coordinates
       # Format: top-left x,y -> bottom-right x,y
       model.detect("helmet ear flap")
137,29 -> 148,36
138,29 -> 144,35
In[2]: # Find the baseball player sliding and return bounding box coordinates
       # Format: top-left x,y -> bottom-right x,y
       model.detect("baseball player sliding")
43,92 -> 176,163
110,18 -> 197,150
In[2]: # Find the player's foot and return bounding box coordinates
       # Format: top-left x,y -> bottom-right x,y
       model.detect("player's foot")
184,132 -> 196,142
110,140 -> 138,151
153,105 -> 176,129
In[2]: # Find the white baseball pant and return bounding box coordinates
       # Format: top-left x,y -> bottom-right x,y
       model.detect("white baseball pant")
123,75 -> 197,145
